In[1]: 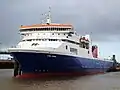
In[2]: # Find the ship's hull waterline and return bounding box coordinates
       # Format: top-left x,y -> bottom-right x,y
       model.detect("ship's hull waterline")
11,51 -> 113,78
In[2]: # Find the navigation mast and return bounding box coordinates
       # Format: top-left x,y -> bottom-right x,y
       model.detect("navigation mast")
46,7 -> 52,24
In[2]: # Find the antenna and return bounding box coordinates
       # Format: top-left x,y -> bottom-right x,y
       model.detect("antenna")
46,7 -> 52,24
40,13 -> 47,24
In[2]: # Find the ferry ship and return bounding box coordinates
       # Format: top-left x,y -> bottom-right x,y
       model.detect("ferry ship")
8,8 -> 114,78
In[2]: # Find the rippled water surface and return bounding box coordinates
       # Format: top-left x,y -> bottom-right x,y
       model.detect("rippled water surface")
0,69 -> 120,90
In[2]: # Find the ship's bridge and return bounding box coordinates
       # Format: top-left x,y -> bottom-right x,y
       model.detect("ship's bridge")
20,23 -> 73,32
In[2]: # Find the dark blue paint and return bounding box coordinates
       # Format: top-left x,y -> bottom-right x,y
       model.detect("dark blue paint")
11,52 -> 114,74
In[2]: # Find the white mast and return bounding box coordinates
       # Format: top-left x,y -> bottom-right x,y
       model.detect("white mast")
46,7 -> 52,24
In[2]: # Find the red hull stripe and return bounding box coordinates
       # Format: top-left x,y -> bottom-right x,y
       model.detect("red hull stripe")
14,72 -> 105,79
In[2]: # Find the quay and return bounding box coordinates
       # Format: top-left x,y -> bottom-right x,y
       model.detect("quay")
107,63 -> 120,72
107,55 -> 120,72
0,51 -> 14,69
0,60 -> 14,69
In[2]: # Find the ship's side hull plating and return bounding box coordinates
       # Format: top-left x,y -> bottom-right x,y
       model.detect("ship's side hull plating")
11,52 -> 113,77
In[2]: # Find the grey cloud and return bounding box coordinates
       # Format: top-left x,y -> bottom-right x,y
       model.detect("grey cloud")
0,0 -> 120,48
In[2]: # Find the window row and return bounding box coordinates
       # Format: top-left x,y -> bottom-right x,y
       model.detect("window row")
22,39 -> 79,44
22,39 -> 60,41
22,33 -> 67,36
20,28 -> 72,31
21,39 -> 89,49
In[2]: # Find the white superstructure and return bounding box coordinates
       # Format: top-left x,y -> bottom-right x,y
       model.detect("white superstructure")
9,8 -> 99,59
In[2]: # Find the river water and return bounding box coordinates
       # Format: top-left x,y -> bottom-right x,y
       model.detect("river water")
0,69 -> 120,90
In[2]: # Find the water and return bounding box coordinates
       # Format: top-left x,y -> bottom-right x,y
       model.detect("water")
0,69 -> 120,90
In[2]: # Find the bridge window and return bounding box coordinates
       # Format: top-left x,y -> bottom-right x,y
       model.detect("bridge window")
33,39 -> 35,41
70,48 -> 78,55
26,39 -> 32,41
66,45 -> 68,49
42,39 -> 47,41
86,43 -> 89,49
49,39 -> 58,41
22,40 -> 25,41
80,42 -> 89,49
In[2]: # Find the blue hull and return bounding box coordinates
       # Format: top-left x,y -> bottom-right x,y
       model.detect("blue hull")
11,52 -> 113,76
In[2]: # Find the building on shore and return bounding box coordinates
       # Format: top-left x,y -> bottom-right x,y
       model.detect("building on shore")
0,54 -> 13,60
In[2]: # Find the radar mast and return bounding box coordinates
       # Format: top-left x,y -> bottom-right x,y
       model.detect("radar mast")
46,7 -> 52,24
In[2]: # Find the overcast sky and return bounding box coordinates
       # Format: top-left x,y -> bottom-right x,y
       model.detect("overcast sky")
0,0 -> 120,61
